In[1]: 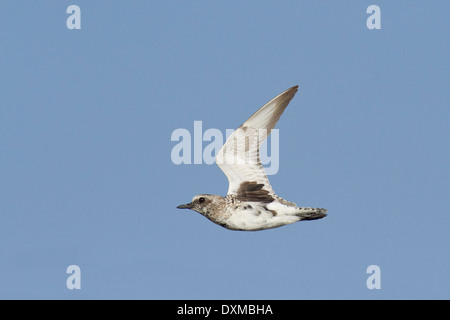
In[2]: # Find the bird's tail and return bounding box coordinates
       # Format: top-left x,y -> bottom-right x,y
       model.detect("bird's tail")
296,207 -> 328,221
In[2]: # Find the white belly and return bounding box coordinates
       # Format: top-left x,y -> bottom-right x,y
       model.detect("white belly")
223,203 -> 300,231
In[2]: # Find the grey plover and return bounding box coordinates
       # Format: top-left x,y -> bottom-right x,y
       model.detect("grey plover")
177,86 -> 327,231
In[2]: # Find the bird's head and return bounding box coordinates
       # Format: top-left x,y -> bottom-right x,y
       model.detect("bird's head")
177,194 -> 222,216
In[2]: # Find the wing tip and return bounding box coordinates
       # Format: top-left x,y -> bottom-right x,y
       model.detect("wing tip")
287,85 -> 299,95
272,85 -> 299,102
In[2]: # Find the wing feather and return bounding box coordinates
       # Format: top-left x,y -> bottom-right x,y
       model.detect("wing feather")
216,86 -> 299,195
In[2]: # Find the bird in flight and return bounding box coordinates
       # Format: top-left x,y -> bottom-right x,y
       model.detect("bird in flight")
177,86 -> 327,231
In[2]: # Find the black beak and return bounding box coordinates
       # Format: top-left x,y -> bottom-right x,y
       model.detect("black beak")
177,202 -> 193,209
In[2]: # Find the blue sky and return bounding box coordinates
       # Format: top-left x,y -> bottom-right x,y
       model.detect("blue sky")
1,1 -> 449,299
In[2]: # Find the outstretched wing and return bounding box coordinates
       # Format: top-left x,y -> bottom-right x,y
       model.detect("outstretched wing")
215,86 -> 299,196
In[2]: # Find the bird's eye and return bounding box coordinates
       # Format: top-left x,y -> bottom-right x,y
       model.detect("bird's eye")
199,197 -> 205,203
